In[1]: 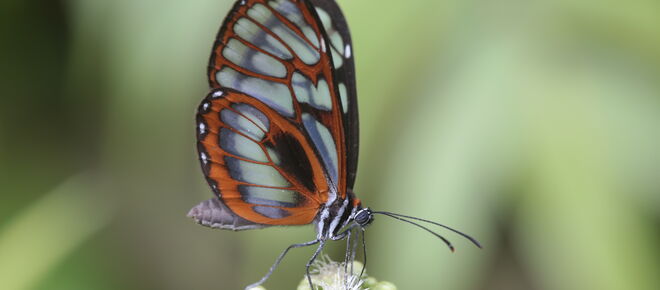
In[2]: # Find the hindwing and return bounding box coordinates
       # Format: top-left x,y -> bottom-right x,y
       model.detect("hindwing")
197,89 -> 328,225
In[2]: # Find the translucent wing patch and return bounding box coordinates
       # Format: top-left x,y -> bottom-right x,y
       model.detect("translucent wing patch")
217,66 -> 295,117
247,3 -> 320,65
302,113 -> 338,183
292,72 -> 332,110
196,89 -> 331,225
222,38 -> 287,78
314,7 -> 347,69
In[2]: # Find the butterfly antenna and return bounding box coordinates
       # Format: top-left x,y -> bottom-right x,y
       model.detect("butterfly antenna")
375,211 -> 482,248
373,212 -> 455,252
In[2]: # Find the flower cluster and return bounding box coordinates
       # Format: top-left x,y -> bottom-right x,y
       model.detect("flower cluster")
296,255 -> 397,290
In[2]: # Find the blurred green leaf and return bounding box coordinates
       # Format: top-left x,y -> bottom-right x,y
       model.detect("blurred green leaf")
0,175 -> 114,290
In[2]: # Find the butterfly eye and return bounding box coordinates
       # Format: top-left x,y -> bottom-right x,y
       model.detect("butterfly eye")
354,208 -> 373,227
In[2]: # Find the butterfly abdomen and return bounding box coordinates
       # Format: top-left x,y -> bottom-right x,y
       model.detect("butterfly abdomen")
188,198 -> 271,231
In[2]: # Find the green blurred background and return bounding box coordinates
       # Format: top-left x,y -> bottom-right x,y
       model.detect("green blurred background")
2,0 -> 659,289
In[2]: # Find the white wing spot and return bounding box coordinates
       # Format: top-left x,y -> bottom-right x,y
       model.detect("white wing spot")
345,44 -> 351,58
211,90 -> 224,99
200,152 -> 209,164
198,122 -> 207,134
338,83 -> 348,114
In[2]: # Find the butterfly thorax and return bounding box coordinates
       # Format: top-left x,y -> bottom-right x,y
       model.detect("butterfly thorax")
314,189 -> 362,240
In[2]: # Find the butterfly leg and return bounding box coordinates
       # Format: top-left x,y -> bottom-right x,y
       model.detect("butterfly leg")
350,227 -> 361,284
351,228 -> 359,270
342,227 -> 359,289
305,240 -> 327,290
245,239 -> 319,290
343,228 -> 353,284
333,226 -> 360,288
358,228 -> 367,279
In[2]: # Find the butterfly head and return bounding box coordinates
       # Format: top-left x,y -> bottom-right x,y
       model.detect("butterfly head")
353,207 -> 374,228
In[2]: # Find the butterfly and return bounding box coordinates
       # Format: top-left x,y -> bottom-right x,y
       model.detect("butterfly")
188,0 -> 481,289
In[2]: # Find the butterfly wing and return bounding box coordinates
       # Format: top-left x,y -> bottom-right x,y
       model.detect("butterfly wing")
194,0 -> 358,227
309,0 -> 359,189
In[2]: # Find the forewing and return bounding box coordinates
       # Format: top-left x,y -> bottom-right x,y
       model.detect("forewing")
206,0 -> 357,202
197,89 -> 330,225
